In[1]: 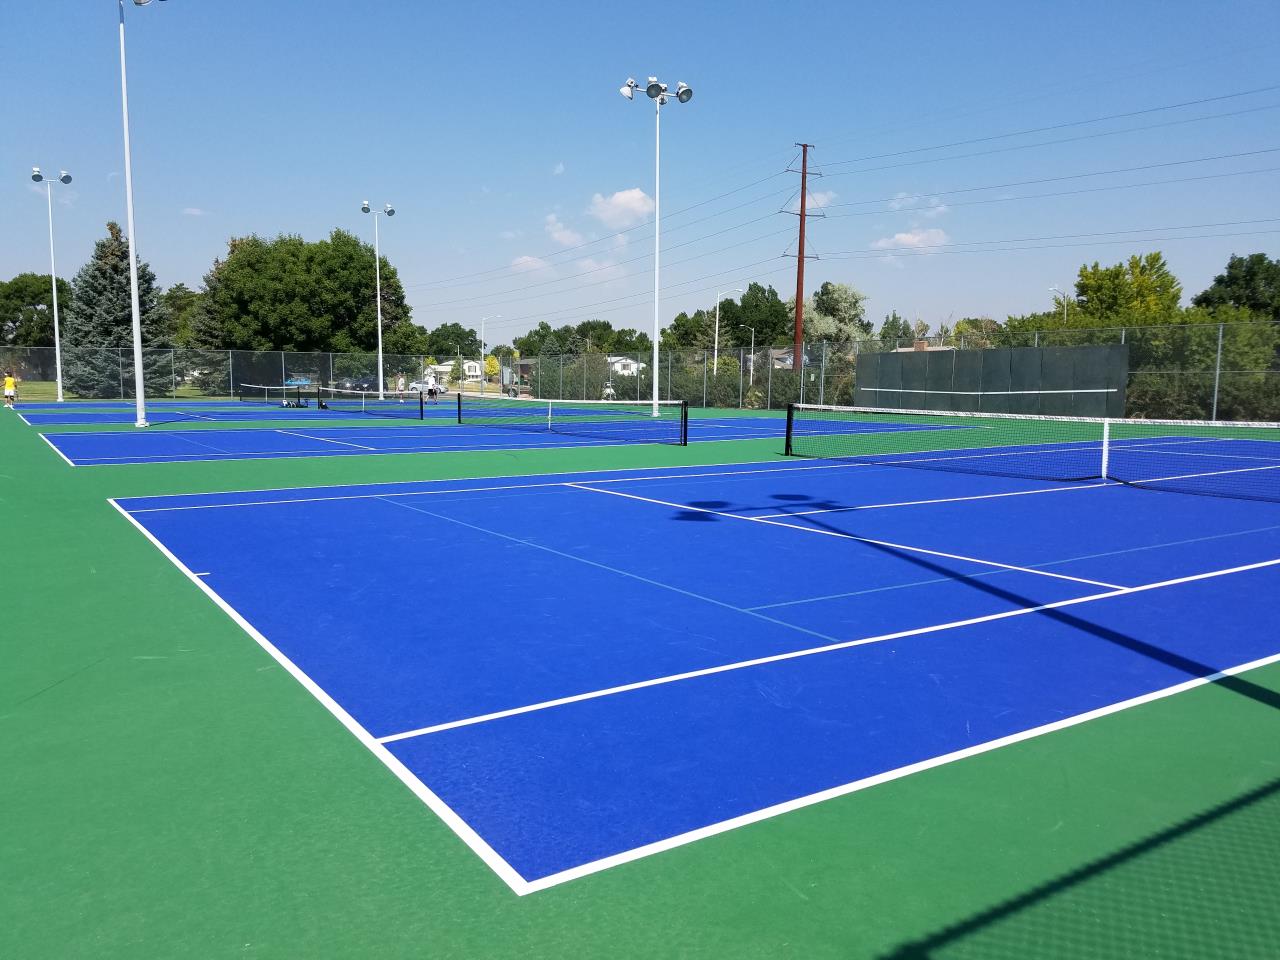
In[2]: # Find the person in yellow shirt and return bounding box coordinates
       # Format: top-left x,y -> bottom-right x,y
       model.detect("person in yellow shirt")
3,371 -> 16,408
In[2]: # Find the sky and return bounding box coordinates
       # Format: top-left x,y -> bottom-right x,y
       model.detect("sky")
2,0 -> 1278,348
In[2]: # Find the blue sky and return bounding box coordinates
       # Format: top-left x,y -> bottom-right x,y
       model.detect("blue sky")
3,0 -> 1278,346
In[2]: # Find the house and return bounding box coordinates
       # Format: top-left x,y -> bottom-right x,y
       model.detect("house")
607,356 -> 646,376
768,347 -> 812,369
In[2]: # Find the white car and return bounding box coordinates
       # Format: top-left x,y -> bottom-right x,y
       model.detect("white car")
408,380 -> 448,395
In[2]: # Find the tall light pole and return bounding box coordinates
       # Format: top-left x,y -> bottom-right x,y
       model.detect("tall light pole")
361,201 -> 395,399
479,315 -> 500,394
119,0 -> 167,427
738,324 -> 756,385
620,75 -> 692,415
1049,285 -> 1069,327
713,287 -> 744,374
31,168 -> 73,402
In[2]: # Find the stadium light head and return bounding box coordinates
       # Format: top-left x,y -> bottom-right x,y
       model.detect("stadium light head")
384,204 -> 395,216
133,0 -> 167,6
361,201 -> 371,213
31,167 -> 42,182
675,82 -> 692,103
619,78 -> 636,100
645,78 -> 666,99
59,171 -> 72,184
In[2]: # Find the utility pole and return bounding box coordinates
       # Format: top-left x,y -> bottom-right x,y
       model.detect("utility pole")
791,143 -> 815,372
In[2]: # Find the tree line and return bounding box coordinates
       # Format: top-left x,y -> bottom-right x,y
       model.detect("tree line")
3,222 -> 1278,368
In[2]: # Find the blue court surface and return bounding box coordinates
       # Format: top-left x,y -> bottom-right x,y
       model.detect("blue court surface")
113,458 -> 1280,893
41,416 -> 914,466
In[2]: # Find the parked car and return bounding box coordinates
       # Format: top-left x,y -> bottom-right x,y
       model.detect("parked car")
409,379 -> 449,395
335,376 -> 379,392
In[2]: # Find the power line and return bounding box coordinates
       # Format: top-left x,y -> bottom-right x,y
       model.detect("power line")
822,84 -> 1280,168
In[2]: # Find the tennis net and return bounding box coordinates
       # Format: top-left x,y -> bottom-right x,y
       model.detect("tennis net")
236,383 -> 308,407
317,387 -> 424,419
785,402 -> 1280,502
457,393 -> 688,445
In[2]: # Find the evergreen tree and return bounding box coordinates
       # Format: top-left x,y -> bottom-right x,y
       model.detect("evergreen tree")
62,222 -> 171,398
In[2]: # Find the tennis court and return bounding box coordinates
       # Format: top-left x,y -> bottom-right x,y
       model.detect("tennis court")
112,449 -> 1280,892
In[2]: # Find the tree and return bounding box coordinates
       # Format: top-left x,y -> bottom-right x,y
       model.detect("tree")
449,358 -> 463,382
161,282 -> 202,348
877,310 -> 911,342
423,321 -> 480,358
661,309 -> 712,349
811,281 -> 871,335
191,229 -> 418,353
726,282 -> 790,347
953,316 -> 1001,348
0,273 -> 72,347
1193,253 -> 1280,321
483,355 -> 500,379
61,222 -> 171,398
1076,252 -> 1181,325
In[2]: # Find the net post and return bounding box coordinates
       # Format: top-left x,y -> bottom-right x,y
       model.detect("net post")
784,403 -> 796,456
456,389 -> 462,424
417,389 -> 424,420
680,400 -> 689,446
1100,418 -> 1111,479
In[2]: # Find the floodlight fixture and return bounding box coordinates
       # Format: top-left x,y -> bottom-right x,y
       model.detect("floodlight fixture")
384,204 -> 395,216
361,200 -> 371,213
133,0 -> 167,6
618,70 -> 695,415
31,166 -> 42,182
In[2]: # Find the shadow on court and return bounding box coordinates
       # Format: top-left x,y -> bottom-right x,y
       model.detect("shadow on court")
673,491 -> 1280,713
876,775 -> 1280,959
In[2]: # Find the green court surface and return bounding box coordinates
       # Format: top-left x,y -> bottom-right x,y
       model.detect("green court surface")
3,407 -> 1279,959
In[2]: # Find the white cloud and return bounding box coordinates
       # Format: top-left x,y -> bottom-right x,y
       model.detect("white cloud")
886,192 -> 948,218
511,255 -> 555,275
612,233 -> 628,250
588,188 -> 654,229
808,190 -> 837,209
182,207 -> 208,217
577,256 -> 625,281
872,228 -> 949,250
544,213 -> 583,247
552,161 -> 565,175
499,229 -> 520,241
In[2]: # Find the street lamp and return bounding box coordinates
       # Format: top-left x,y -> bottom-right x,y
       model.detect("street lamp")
738,324 -> 756,385
620,75 -> 693,416
713,287 -> 744,374
1049,285 -> 1069,327
479,315 -> 501,394
30,167 -> 73,402
361,201 -> 395,399
118,0 -> 170,427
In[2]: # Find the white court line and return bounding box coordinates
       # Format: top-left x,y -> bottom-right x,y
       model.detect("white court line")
754,480 -> 1116,517
377,555 -> 1280,744
522,642 -> 1280,894
566,483 -> 1125,590
38,433 -> 78,468
120,461 -> 869,512
748,521 -> 1280,611
14,409 -> 33,426
376,496 -> 843,646
1125,461 -> 1280,485
107,499 -> 534,896
275,429 -> 377,451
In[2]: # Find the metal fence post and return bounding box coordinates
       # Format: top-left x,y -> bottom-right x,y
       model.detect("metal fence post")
766,354 -> 773,409
819,340 -> 827,405
1121,327 -> 1127,345
171,352 -> 176,399
1034,331 -> 1040,348
559,355 -> 564,398
1211,322 -> 1224,421
118,348 -> 125,398
738,347 -> 744,408
702,351 -> 708,408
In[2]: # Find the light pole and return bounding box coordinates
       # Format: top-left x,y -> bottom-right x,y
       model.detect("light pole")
479,315 -> 501,394
119,0 -> 168,427
31,168 -> 72,402
738,324 -> 756,385
620,75 -> 692,416
713,287 -> 744,374
361,201 -> 395,398
1049,285 -> 1069,327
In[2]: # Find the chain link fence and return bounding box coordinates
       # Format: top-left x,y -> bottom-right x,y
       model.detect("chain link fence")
4,321 -> 1278,420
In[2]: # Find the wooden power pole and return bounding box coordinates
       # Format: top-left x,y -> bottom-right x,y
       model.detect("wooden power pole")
792,143 -> 814,372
